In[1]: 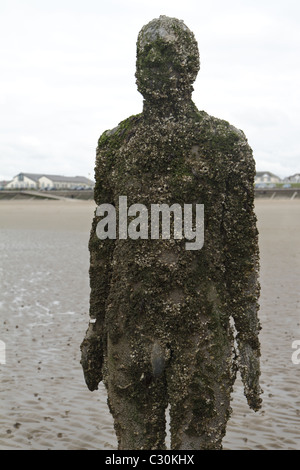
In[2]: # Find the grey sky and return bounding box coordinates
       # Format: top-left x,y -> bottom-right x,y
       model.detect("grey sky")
1,0 -> 299,181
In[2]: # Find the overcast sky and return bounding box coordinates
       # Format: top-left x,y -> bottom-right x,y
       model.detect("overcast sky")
1,0 -> 299,181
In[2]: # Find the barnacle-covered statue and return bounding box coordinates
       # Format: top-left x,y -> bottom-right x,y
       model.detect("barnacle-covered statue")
80,15 -> 262,450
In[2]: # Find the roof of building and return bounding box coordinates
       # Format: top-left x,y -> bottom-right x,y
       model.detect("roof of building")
286,173 -> 300,178
41,174 -> 94,184
255,171 -> 280,178
17,173 -> 43,182
15,173 -> 94,185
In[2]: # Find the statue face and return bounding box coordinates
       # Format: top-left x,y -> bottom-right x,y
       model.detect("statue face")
136,39 -> 184,99
135,16 -> 200,101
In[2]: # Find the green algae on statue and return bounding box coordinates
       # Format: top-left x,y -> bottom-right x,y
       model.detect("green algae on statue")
80,15 -> 262,450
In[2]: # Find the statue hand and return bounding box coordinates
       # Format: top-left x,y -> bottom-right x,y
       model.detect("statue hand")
80,323 -> 103,391
238,340 -> 263,412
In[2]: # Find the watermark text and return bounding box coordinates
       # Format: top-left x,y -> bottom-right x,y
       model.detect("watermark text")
292,340 -> 300,364
96,196 -> 204,251
0,340 -> 6,365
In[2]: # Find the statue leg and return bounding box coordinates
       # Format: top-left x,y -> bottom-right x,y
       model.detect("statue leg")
167,333 -> 236,450
104,334 -> 168,450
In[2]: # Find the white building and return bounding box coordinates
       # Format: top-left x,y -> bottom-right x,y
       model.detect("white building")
0,180 -> 8,189
5,173 -> 94,190
284,173 -> 300,183
255,171 -> 281,184
38,174 -> 94,190
5,173 -> 40,189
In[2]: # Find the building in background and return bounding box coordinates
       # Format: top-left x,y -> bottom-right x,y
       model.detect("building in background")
283,173 -> 300,183
0,180 -> 9,189
5,173 -> 40,189
254,171 -> 281,185
4,173 -> 94,190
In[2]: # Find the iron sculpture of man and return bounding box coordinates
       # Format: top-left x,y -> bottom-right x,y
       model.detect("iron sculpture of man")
81,15 -> 262,450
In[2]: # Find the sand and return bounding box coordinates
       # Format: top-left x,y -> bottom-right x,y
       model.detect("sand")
0,198 -> 299,450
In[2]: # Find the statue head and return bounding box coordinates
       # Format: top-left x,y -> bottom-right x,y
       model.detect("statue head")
135,15 -> 200,101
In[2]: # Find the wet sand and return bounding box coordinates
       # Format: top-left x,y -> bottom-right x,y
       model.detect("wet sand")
0,198 -> 299,450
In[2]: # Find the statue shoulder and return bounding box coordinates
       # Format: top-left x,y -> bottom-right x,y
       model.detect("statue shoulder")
204,114 -> 253,166
205,114 -> 248,145
94,114 -> 142,190
97,114 -> 142,150
210,116 -> 255,184
190,112 -> 254,182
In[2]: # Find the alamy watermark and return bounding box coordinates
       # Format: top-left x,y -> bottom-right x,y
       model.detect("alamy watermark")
0,340 -> 5,365
291,340 -> 300,365
95,196 -> 204,251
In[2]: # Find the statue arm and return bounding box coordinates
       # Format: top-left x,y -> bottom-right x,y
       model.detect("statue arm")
80,131 -> 116,391
222,131 -> 262,411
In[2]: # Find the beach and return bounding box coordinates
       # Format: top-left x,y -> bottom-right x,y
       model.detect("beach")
0,198 -> 299,450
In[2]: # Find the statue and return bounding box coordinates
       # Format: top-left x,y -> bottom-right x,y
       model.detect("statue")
80,15 -> 262,450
